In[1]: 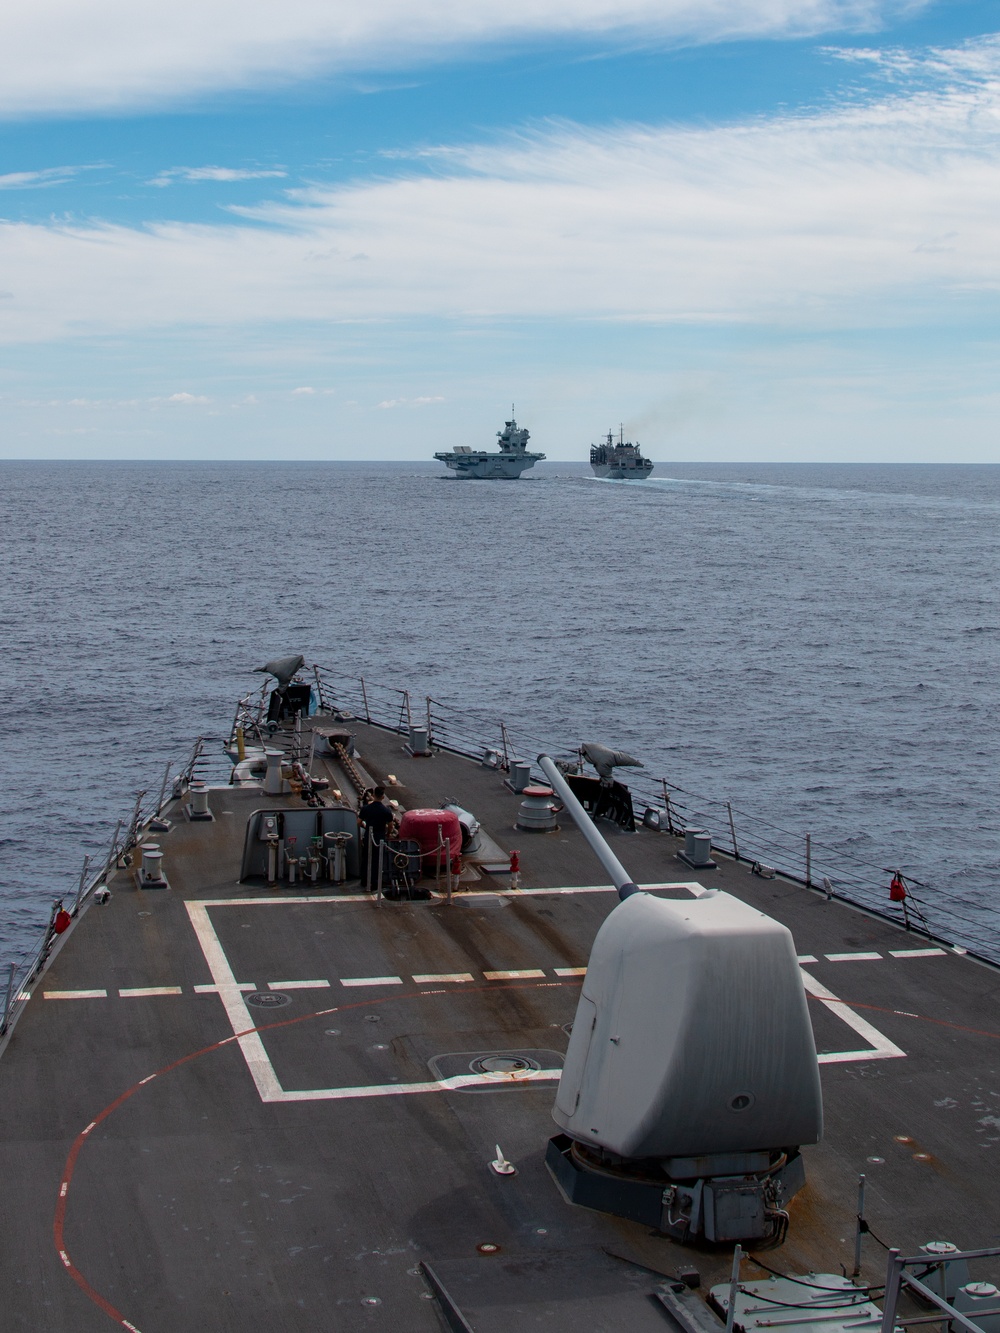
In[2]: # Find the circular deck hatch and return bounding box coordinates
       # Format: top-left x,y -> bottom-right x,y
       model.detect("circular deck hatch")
246,992 -> 291,1008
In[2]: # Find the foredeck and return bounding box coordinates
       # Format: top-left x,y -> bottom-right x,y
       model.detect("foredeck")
2,717 -> 998,1331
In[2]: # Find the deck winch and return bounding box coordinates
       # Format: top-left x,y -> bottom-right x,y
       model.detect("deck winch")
537,753 -> 823,1245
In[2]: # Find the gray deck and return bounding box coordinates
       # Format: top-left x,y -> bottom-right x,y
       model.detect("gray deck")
1,716 -> 999,1331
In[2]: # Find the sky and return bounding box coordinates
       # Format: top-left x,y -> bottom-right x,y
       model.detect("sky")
0,0 -> 998,461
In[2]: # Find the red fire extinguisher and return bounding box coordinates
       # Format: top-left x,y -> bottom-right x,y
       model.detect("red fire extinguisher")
509,850 -> 520,890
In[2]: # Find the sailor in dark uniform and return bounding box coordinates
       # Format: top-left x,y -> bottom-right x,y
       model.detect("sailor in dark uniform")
358,787 -> 394,889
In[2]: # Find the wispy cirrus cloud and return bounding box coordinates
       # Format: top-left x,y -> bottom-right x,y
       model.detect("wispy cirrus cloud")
147,165 -> 287,187
0,165 -> 98,189
0,0 -> 929,115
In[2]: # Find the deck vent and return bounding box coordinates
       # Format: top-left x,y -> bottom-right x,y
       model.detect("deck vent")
679,827 -> 715,868
406,725 -> 430,756
246,992 -> 291,1008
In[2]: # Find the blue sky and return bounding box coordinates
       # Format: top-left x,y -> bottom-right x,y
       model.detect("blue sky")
1,0 -> 998,460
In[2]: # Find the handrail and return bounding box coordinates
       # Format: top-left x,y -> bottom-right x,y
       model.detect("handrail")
308,662 -> 998,965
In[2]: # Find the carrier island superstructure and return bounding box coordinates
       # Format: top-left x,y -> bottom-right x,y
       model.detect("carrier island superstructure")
435,412 -> 545,478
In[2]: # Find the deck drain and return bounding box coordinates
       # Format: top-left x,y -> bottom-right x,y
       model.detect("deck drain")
246,992 -> 291,1008
477,1243 -> 501,1255
470,1055 -> 541,1075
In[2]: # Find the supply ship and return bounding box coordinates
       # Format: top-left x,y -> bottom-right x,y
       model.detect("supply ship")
1,655 -> 998,1331
591,426 -> 654,479
435,412 -> 545,479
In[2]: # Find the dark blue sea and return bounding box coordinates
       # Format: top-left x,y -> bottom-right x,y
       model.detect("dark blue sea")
3,460 -> 999,963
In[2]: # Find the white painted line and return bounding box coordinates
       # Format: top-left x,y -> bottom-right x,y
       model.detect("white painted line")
484,969 -> 546,981
275,1068 -> 564,1102
412,973 -> 474,984
268,980 -> 331,990
193,982 -> 256,994
340,976 -> 402,987
554,967 -> 587,977
800,969 -> 905,1064
119,987 -> 182,997
797,955 -> 818,964
43,989 -> 107,1000
184,901 -> 284,1102
825,952 -> 883,962
192,882 -> 706,908
184,901 -> 568,1109
889,948 -> 946,959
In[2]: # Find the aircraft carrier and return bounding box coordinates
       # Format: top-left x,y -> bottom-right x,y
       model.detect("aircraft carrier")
434,413 -> 545,479
1,659 -> 998,1332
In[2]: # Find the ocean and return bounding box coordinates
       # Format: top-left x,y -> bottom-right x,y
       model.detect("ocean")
3,459 -> 999,963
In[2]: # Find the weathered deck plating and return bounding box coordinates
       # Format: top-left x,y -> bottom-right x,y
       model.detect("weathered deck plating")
2,716 -> 998,1331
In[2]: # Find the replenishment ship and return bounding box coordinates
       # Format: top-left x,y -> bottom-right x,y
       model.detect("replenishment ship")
591,426 -> 654,479
435,412 -> 545,479
1,655 -> 998,1330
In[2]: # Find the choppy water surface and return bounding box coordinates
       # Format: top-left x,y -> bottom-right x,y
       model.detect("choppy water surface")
2,460 -> 999,961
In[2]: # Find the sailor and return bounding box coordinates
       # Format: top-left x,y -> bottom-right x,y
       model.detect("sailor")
358,786 -> 394,889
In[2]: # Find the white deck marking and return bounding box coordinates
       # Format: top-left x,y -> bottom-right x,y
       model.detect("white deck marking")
484,969 -> 546,980
119,987 -> 182,997
268,980 -> 331,990
184,888 -> 909,1106
890,948 -> 946,958
193,882 -> 707,908
44,989 -> 107,999
193,982 -> 256,994
184,902 -> 284,1102
825,952 -> 883,962
274,1068 -> 563,1102
797,955 -> 818,964
800,969 -> 906,1063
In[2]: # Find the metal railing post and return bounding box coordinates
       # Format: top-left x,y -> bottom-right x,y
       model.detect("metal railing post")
727,802 -> 739,860
101,819 -> 123,883
73,855 -> 91,916
360,676 -> 371,724
880,1249 -> 903,1333
661,781 -> 676,835
1,963 -> 18,1035
403,690 -> 413,731
724,1245 -> 742,1333
852,1173 -> 866,1277
426,696 -> 433,747
805,832 -> 812,887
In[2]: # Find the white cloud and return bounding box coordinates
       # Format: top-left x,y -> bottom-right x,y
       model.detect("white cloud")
0,40 -> 998,343
0,165 -> 95,189
291,385 -> 316,394
376,396 -> 446,408
148,165 -> 287,187
0,0 -> 925,115
166,391 -> 210,404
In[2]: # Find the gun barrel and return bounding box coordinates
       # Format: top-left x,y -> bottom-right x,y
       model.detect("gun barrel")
537,755 -> 641,901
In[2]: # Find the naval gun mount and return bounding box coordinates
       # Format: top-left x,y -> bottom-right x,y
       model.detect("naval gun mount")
537,753 -> 822,1247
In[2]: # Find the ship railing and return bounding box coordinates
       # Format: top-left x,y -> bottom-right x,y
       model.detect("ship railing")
0,733 -> 226,1044
308,664 -> 998,966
